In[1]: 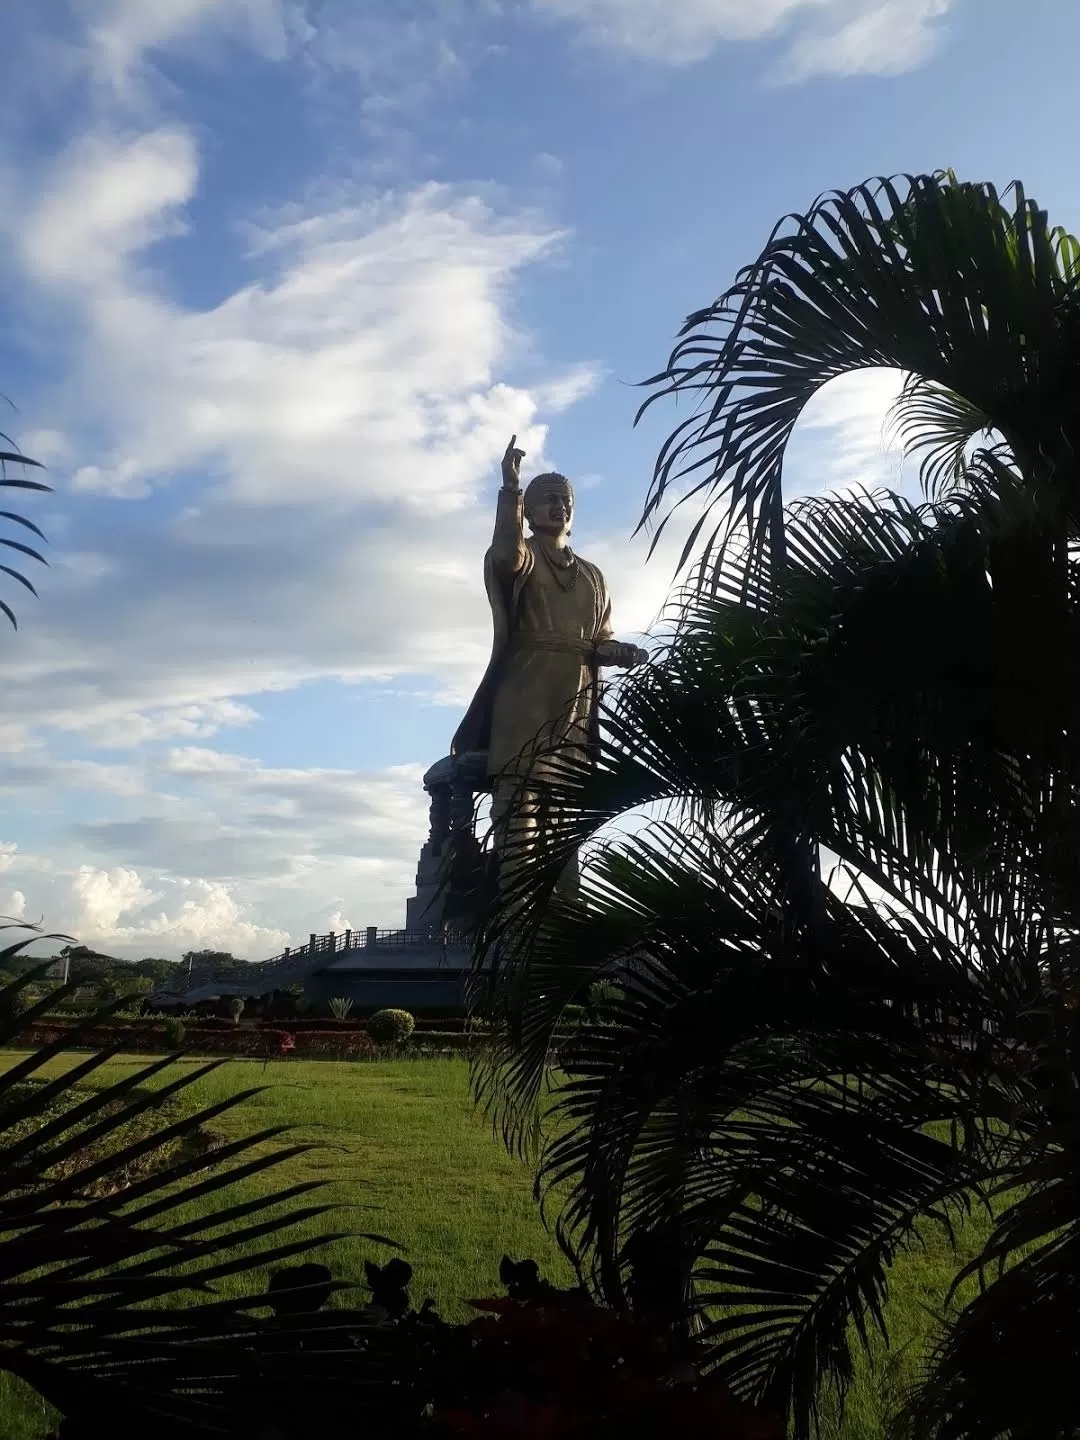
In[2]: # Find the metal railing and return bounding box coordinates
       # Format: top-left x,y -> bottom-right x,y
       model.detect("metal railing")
157,926 -> 472,998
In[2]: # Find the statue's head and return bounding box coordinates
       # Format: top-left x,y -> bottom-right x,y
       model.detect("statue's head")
523,472 -> 574,540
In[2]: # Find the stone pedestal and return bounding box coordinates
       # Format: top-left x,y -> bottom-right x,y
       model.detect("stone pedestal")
404,752 -> 490,935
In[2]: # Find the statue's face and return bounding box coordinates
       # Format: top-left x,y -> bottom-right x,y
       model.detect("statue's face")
526,482 -> 573,539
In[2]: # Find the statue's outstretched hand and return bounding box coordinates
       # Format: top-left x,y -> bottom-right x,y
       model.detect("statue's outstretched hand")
501,435 -> 526,491
595,640 -> 649,668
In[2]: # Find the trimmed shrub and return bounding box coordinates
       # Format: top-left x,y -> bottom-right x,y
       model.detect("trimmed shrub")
228,997 -> 246,1023
162,1017 -> 186,1049
367,1009 -> 415,1045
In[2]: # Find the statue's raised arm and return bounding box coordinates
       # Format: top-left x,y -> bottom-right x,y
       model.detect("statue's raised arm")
490,434 -> 528,578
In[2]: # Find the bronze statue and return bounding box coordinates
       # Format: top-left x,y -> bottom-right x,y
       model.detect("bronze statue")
452,436 -> 647,881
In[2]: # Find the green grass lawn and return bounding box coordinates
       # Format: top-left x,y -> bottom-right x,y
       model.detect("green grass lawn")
0,1051 -> 997,1439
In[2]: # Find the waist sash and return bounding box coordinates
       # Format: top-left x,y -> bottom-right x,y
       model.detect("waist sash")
510,632 -> 596,660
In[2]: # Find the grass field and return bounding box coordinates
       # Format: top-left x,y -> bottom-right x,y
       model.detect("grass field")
0,1052 -> 997,1439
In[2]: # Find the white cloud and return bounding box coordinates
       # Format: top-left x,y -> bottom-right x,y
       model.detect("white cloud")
780,0 -> 954,81
71,864 -> 162,932
22,127 -> 197,286
582,526 -> 683,636
0,723 -> 36,756
530,0 -> 956,76
4,890 -> 28,919
790,367 -> 907,495
1,758 -> 147,797
532,0 -> 816,63
83,0 -> 296,99
70,701 -> 262,751
15,129 -> 576,512
0,752 -> 432,959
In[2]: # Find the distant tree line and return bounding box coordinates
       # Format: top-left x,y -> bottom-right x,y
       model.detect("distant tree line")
0,947 -> 247,992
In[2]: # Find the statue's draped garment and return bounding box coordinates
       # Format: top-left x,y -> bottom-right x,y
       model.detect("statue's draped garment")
452,488 -> 614,786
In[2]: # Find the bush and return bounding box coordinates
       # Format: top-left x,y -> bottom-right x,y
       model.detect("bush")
328,996 -> 353,1021
367,1009 -> 415,1045
228,996 -> 245,1023
162,1017 -> 186,1049
0,986 -> 36,1024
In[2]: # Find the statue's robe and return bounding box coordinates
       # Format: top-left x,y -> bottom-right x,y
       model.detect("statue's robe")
451,487 -> 613,783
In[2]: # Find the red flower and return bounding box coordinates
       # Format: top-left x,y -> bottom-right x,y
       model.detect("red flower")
278,1032 -> 296,1055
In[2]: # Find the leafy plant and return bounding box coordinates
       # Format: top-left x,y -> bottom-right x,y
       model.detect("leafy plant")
161,1016 -> 186,1048
0,983 -> 35,1026
227,997 -> 245,1024
471,173 -> 1080,1439
328,996 -> 354,1021
368,1009 -> 416,1045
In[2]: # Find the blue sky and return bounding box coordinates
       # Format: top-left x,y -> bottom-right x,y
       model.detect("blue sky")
0,0 -> 1072,959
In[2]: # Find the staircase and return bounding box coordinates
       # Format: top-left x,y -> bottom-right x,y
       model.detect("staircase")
150,927 -> 471,1007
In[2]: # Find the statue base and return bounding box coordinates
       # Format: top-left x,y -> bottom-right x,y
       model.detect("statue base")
403,752 -> 492,936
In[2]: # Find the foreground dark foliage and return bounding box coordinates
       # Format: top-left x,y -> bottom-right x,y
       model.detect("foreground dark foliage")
0,923 -> 398,1433
43,1253 -> 782,1440
469,173 -> 1080,1437
2,924 -> 779,1437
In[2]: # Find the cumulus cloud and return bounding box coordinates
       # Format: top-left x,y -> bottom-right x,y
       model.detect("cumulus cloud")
530,0 -> 957,76
0,749 -> 431,958
787,367 -> 907,495
15,125 -> 573,512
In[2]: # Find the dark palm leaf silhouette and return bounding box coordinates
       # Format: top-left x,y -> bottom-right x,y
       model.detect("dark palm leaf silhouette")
0,422 -> 50,630
0,921 -> 403,1432
471,173 -> 1080,1437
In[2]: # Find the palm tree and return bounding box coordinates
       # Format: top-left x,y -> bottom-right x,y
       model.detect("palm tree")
472,173 -> 1080,1438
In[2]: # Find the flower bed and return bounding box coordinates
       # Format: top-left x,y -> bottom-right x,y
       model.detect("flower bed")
9,1019 -> 380,1060
7,1017 -> 573,1061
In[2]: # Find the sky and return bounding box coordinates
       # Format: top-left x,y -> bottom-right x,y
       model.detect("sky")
0,0 -> 1074,961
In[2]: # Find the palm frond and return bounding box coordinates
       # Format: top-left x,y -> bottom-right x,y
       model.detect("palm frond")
471,404 -> 1080,1434
634,173 -> 1080,587
899,1046 -> 1080,1440
0,922 -> 401,1427
478,822 -> 1000,1437
0,428 -> 50,630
